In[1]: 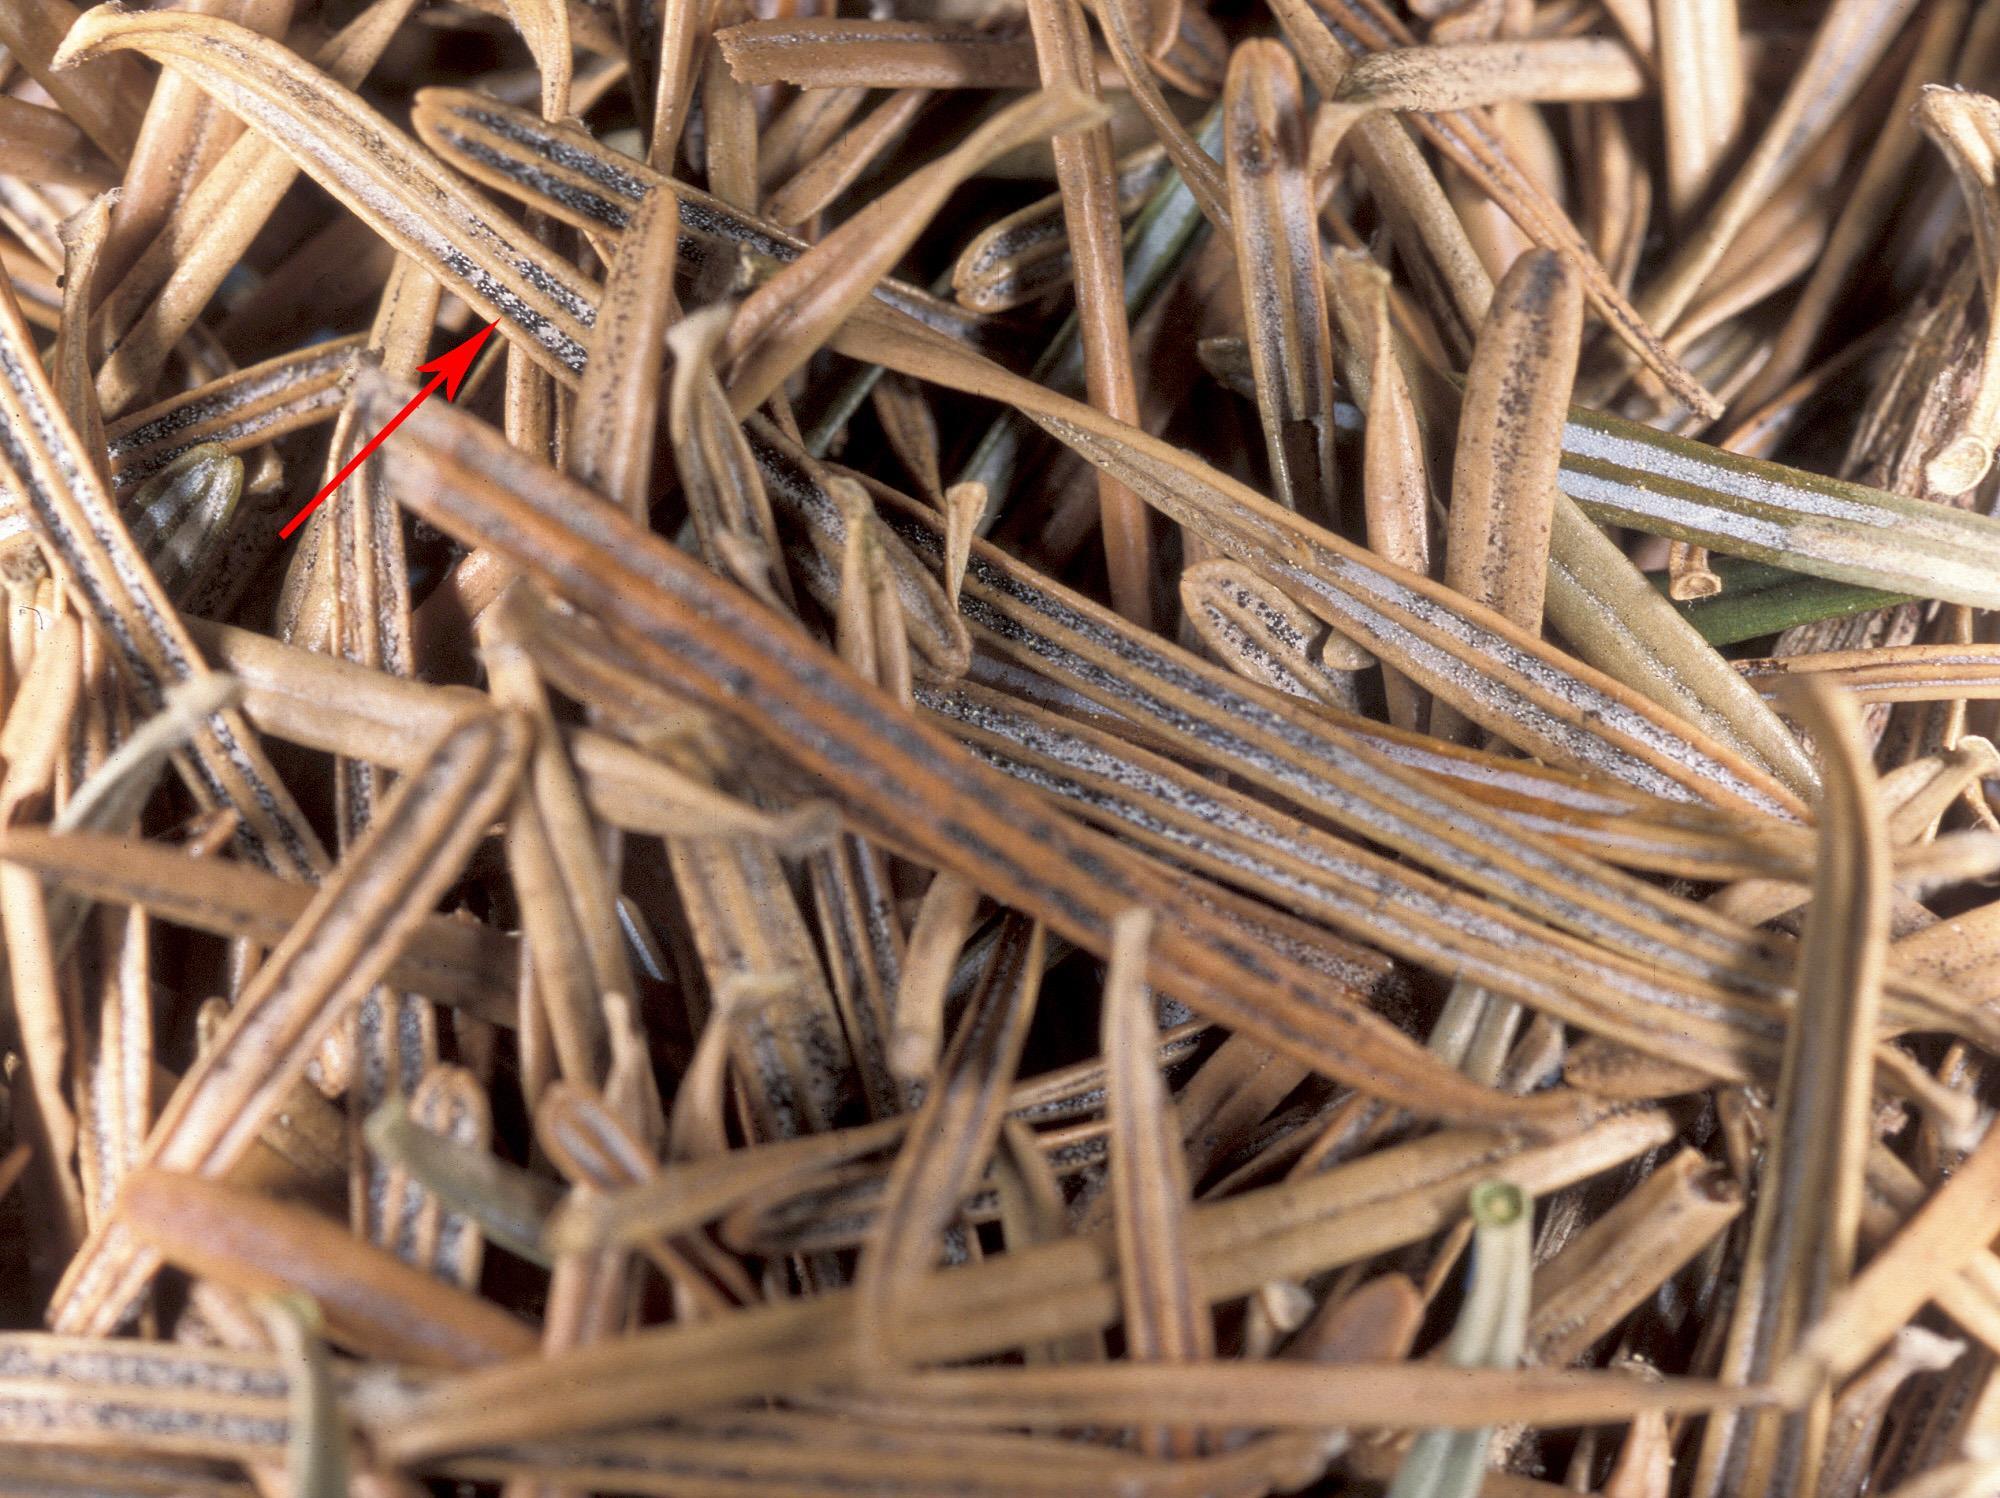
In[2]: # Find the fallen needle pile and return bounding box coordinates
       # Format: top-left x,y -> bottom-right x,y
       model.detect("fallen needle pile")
6,0 -> 2000,1494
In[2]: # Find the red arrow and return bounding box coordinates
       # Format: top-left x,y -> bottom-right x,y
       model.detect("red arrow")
278,320 -> 499,539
